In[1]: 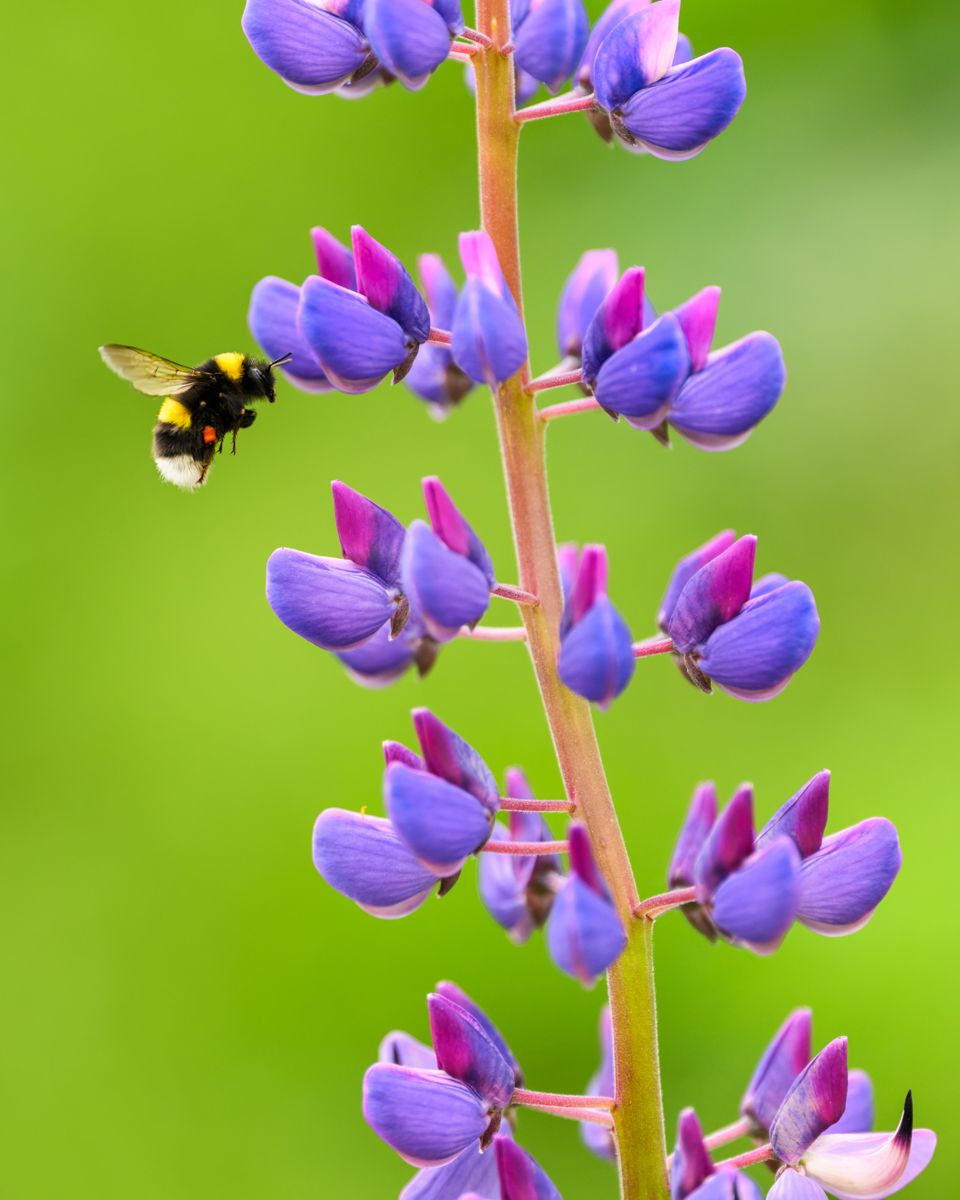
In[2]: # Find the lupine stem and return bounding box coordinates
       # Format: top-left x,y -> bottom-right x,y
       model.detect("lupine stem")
703,1116 -> 754,1151
481,839 -> 569,856
633,636 -> 675,659
473,7 -> 669,1198
457,624 -> 527,641
715,1144 -> 775,1171
526,368 -> 584,393
634,886 -> 697,920
427,327 -> 453,345
492,582 -> 540,605
539,397 -> 602,422
513,1088 -> 615,1109
515,92 -> 597,124
500,797 -> 576,813
534,1105 -> 616,1127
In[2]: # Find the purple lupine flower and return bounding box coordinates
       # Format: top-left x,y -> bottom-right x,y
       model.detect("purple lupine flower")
401,476 -> 496,642
556,248 -> 620,360
659,532 -> 820,700
667,783 -> 802,953
741,1009 -> 813,1134
267,480 -> 407,651
384,708 -> 500,875
405,254 -> 474,417
581,267 -> 691,429
665,287 -> 786,450
755,770 -> 902,936
557,544 -> 635,706
479,768 -> 564,941
592,1 -> 746,160
364,0 -> 464,91
364,987 -> 517,1168
451,231 -> 528,386
241,0 -> 373,96
299,225 -> 430,393
547,822 -> 626,984
581,1006 -> 616,1161
576,1 -> 695,143
687,1173 -> 761,1200
495,1134 -> 562,1199
248,226 -> 357,392
312,808 -> 444,917
337,610 -> 440,688
512,0 -> 590,93
671,1108 -> 761,1200
768,1041 -> 936,1200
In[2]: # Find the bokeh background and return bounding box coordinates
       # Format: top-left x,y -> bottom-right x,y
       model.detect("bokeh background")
3,1 -> 957,1195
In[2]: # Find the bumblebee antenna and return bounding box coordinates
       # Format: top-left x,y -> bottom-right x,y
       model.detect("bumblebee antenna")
269,352 -> 293,368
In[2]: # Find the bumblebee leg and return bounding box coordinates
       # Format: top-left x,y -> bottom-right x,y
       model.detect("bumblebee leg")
238,409 -> 257,428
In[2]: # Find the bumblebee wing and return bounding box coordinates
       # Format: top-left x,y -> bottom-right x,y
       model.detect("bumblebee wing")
99,344 -> 208,396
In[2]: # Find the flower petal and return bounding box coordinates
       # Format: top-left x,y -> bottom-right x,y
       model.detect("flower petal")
592,313 -> 691,428
741,1009 -> 813,1134
658,530 -> 736,632
803,1097 -> 931,1200
434,981 -> 521,1084
693,785 -> 754,899
365,0 -> 454,90
514,0 -> 590,92
558,595 -> 635,707
298,276 -> 410,393
767,1171 -> 827,1200
669,332 -> 786,451
479,822 -> 536,940
412,708 -> 499,812
582,1006 -> 616,1160
711,837 -> 801,953
668,535 -> 756,655
671,1108 -> 715,1199
577,0 -> 651,89
699,581 -> 820,700
547,874 -> 626,985
452,274 -> 528,386
797,819 -> 901,936
352,225 -> 431,342
564,543 -> 609,630
331,480 -> 406,586
248,276 -> 330,391
615,48 -> 746,159
311,226 -> 357,289
266,548 -> 396,650
338,620 -> 424,688
557,248 -> 620,358
687,1173 -> 763,1200
380,1031 -> 438,1070
593,1 -> 681,110
581,266 -> 647,382
673,286 -> 720,373
401,1143 -> 502,1200
401,521 -> 492,642
422,476 -> 496,586
428,993 -> 515,1110
829,1071 -> 875,1137
312,809 -> 440,917
669,781 -> 718,888
241,0 -> 368,93
363,1063 -> 489,1168
756,771 -> 830,860
385,762 -> 494,876
770,1038 -> 849,1165
495,1134 -> 562,1200
419,253 -> 460,328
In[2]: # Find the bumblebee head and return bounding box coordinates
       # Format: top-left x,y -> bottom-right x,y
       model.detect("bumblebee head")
247,353 -> 291,404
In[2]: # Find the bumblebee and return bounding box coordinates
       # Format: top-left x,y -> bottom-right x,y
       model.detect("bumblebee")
99,344 -> 291,490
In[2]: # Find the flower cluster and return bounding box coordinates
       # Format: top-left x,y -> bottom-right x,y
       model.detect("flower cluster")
666,771 -> 902,952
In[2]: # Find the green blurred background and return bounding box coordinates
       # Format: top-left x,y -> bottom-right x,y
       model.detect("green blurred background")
3,1 -> 957,1195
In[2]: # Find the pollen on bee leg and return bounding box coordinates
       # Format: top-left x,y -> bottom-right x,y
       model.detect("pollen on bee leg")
203,426 -> 217,445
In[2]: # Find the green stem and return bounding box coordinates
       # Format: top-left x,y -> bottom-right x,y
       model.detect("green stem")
472,6 -> 669,1198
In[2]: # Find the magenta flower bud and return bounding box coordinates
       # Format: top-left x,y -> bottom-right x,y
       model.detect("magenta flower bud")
671,1108 -> 715,1200
581,266 -> 647,380
412,708 -> 499,811
546,823 -> 626,985
452,231 -> 528,386
693,785 -> 754,900
434,981 -> 522,1085
592,4 -> 746,160
658,529 -> 737,633
405,254 -> 474,416
365,0 -> 463,90
669,782 -> 718,888
311,225 -> 357,288
428,994 -> 516,1111
756,770 -> 831,859
494,1135 -> 562,1200
513,0 -> 589,93
557,248 -> 620,358
741,1009 -> 813,1133
770,1038 -> 850,1165
668,536 -> 757,656
557,544 -> 635,707
241,0 -> 370,96
312,809 -> 442,918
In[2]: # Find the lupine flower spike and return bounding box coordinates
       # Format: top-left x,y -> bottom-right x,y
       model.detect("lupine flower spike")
659,531 -> 820,699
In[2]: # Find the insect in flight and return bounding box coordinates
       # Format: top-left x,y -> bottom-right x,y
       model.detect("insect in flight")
99,344 -> 291,490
